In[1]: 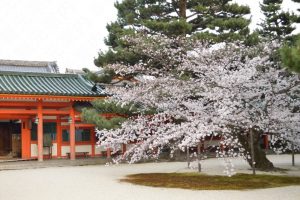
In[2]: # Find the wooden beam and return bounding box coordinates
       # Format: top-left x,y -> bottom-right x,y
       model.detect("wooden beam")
0,109 -> 36,114
0,115 -> 33,119
0,109 -> 70,115
0,102 -> 71,108
43,110 -> 70,115
75,124 -> 95,128
101,113 -> 127,118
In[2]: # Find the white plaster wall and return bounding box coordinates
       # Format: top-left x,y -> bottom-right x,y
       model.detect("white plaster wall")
75,145 -> 92,155
61,146 -> 70,156
31,143 -> 57,157
52,143 -> 57,156
31,144 -> 38,157
43,116 -> 56,120
61,145 -> 92,156
95,146 -> 101,154
95,144 -> 122,154
95,145 -> 107,153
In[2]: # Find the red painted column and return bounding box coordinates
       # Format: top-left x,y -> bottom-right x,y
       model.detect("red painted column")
37,100 -> 43,162
107,147 -> 111,159
91,128 -> 95,157
21,119 -> 31,159
70,104 -> 76,160
56,116 -> 62,158
220,136 -> 224,153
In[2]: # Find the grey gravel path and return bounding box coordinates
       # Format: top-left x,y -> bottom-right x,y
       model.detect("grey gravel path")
0,155 -> 299,200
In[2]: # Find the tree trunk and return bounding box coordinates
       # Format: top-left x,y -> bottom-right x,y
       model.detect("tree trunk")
237,129 -> 274,171
292,143 -> 295,166
249,128 -> 256,175
178,0 -> 187,18
197,143 -> 201,172
186,147 -> 190,168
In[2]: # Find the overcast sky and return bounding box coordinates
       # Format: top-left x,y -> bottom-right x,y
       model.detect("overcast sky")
0,0 -> 298,73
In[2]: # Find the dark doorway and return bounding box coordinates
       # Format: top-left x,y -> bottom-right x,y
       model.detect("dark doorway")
0,122 -> 21,159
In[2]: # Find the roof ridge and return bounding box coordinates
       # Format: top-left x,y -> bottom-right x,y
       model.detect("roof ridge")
0,71 -> 77,78
0,59 -> 56,66
0,59 -> 59,73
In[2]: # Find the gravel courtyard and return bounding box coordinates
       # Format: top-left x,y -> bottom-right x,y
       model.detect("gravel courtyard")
0,155 -> 299,200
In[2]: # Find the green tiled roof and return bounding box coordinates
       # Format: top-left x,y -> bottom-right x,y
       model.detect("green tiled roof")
0,72 -> 106,97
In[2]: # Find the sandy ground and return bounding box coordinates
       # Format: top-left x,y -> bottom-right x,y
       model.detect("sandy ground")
0,154 -> 299,200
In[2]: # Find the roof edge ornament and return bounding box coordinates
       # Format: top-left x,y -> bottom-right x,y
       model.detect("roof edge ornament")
47,61 -> 59,73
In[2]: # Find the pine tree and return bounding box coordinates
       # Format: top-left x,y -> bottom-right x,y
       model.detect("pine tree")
95,0 -> 252,67
280,35 -> 300,73
259,0 -> 299,41
81,99 -> 156,130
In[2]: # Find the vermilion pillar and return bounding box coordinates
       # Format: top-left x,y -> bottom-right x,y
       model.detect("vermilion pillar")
69,104 -> 76,160
107,147 -> 111,159
56,116 -> 62,158
37,100 -> 43,162
21,119 -> 31,159
91,128 -> 95,157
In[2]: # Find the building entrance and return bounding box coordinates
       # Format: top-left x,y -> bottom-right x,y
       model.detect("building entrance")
0,122 -> 21,159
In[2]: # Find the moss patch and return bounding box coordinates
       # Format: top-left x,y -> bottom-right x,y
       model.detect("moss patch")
121,173 -> 300,190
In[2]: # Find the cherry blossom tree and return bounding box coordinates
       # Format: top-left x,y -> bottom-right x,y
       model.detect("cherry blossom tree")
94,34 -> 300,172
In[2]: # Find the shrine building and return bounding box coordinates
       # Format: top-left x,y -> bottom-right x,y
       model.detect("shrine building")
0,60 -> 107,161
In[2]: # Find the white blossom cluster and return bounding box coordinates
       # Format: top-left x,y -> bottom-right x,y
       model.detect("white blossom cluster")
96,35 -> 300,171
